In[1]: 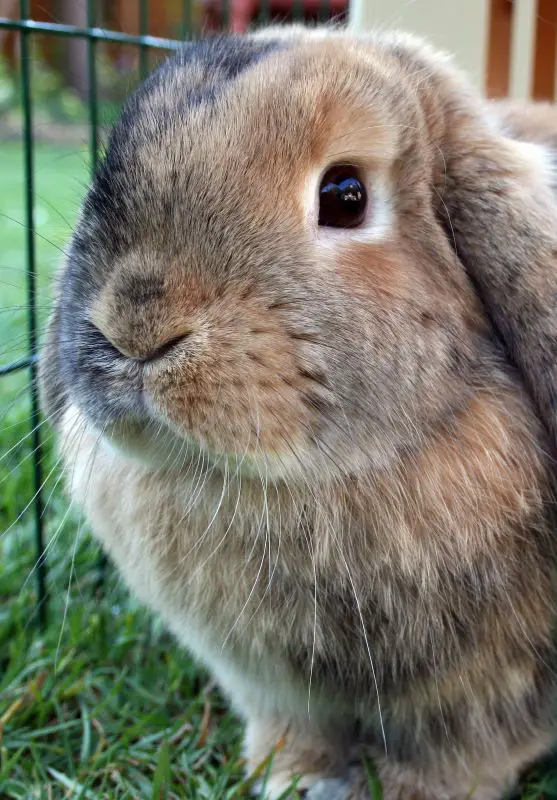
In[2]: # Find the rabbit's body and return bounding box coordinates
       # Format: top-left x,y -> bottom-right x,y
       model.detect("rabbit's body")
60,378 -> 555,798
42,28 -> 557,799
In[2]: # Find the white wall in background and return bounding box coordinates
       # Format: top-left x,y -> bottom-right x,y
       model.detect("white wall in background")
349,0 -> 489,89
349,0 -> 538,98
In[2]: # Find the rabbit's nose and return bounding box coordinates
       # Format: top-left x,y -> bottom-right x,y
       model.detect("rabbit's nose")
90,259 -> 202,363
89,313 -> 193,363
138,332 -> 192,363
108,329 -> 192,363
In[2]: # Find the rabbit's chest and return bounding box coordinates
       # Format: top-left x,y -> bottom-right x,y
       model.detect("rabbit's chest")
61,412 -> 495,710
65,428 -> 370,696
76,462 -> 424,702
62,423 -> 329,668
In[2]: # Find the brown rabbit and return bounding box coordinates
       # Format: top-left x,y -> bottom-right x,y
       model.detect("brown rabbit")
442,96 -> 557,451
40,26 -> 557,799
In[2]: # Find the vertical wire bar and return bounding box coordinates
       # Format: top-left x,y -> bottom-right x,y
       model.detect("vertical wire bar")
87,0 -> 105,587
181,0 -> 192,38
259,0 -> 271,26
139,0 -> 149,80
87,0 -> 99,174
293,0 -> 304,24
221,0 -> 229,31
20,0 -> 46,628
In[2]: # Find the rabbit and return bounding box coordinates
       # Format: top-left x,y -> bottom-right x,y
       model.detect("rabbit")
39,26 -> 557,800
441,96 -> 557,454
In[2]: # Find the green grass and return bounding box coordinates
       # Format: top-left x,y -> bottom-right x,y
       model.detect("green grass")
0,141 -> 556,799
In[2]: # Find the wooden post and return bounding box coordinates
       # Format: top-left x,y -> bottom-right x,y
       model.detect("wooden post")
532,0 -> 557,100
486,0 -> 513,97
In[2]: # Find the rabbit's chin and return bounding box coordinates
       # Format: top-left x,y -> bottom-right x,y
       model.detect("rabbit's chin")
88,410 -> 320,483
100,417 -> 187,470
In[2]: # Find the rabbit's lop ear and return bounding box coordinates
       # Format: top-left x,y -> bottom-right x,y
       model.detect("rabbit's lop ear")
390,35 -> 557,444
439,109 -> 557,445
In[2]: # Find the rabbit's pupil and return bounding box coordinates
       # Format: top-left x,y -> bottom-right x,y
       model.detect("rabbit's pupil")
318,166 -> 367,228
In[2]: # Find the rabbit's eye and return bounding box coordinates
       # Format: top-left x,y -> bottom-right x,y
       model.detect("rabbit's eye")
318,166 -> 367,228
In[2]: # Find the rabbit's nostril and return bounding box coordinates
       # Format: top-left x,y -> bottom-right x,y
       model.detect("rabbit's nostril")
141,332 -> 191,363
87,314 -> 193,362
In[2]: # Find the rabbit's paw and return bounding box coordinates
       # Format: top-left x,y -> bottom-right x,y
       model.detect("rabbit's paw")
245,716 -> 351,799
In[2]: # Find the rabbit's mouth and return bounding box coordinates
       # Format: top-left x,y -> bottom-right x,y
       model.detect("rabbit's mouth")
49,277 -> 339,480
57,332 -> 325,481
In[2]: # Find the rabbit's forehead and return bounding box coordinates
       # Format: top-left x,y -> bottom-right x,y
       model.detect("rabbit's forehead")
83,34 -> 410,265
127,40 -> 402,195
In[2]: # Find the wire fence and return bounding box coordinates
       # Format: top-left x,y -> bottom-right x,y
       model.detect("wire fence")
0,0 -> 339,628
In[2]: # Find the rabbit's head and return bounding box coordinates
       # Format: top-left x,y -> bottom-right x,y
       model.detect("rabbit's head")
41,29 -> 557,482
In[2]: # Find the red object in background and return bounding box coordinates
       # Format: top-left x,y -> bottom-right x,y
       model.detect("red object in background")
204,0 -> 348,33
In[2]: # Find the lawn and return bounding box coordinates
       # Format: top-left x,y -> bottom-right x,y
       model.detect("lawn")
0,140 -> 556,799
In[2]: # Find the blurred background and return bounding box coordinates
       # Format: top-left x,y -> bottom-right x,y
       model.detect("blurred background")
2,2 -> 557,798
0,1 -> 555,142
1,0 -> 556,137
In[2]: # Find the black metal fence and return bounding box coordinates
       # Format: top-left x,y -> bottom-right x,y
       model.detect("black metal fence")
0,0 -> 341,628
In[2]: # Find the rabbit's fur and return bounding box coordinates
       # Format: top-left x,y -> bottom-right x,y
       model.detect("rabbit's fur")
40,27 -> 557,799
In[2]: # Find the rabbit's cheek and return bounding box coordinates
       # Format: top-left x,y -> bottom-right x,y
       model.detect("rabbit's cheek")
141,305 -> 320,467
